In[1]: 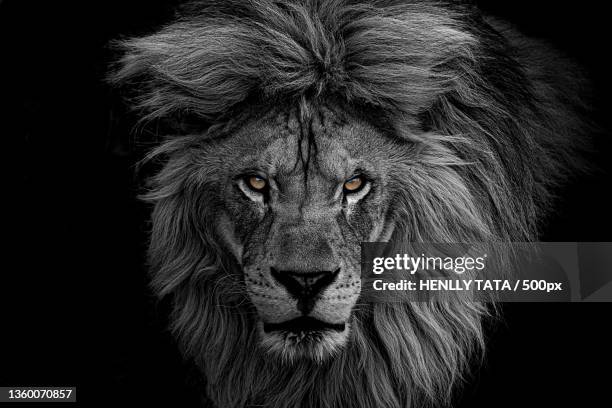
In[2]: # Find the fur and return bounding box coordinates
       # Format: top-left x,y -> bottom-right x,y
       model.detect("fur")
111,1 -> 589,407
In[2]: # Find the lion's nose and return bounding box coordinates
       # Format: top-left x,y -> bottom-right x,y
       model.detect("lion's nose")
270,267 -> 340,315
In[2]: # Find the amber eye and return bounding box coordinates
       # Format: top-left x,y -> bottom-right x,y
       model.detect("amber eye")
343,175 -> 365,193
246,175 -> 267,192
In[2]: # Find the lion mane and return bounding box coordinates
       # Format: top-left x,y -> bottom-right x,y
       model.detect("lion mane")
111,1 -> 588,407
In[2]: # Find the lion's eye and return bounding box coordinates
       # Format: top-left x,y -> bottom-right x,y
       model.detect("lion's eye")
246,175 -> 267,192
343,175 -> 365,193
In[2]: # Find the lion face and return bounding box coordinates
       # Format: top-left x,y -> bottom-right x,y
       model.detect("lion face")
212,106 -> 400,361
112,0 -> 589,404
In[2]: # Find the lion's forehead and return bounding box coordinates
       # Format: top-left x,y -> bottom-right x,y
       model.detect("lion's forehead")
221,105 -> 401,181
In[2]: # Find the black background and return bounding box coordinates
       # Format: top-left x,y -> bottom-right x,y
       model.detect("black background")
3,0 -> 611,407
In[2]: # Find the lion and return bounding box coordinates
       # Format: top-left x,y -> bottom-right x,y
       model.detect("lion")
111,1 -> 589,407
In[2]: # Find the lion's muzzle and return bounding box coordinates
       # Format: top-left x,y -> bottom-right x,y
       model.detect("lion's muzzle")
270,267 -> 340,315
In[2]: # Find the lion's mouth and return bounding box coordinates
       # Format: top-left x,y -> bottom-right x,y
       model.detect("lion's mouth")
263,316 -> 346,334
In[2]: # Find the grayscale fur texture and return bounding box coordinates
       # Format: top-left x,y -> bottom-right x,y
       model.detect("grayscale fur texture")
110,1 -> 590,407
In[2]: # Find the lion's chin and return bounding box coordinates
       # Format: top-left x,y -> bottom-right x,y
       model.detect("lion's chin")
258,319 -> 350,363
